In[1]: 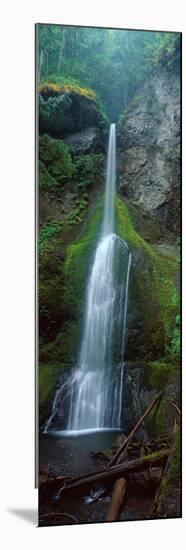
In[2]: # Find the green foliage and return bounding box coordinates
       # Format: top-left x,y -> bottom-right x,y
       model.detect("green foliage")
171,291 -> 181,359
39,135 -> 105,194
73,154 -> 105,189
39,221 -> 63,259
65,194 -> 89,226
143,32 -> 180,68
39,134 -> 73,186
39,160 -> 56,190
37,24 -> 180,120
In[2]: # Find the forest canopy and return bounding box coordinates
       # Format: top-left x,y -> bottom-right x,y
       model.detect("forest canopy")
37,25 -> 180,120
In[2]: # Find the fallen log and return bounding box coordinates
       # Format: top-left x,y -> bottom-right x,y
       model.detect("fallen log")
106,478 -> 127,522
128,435 -> 173,449
59,449 -> 168,498
107,392 -> 163,469
126,437 -> 172,458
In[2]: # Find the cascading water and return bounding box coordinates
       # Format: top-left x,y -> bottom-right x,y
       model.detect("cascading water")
44,124 -> 131,433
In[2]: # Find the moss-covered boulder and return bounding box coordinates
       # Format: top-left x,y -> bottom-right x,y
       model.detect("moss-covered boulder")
39,79 -> 108,139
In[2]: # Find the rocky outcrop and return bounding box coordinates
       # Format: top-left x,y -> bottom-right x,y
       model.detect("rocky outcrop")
118,68 -> 180,234
63,127 -> 104,155
39,84 -> 108,143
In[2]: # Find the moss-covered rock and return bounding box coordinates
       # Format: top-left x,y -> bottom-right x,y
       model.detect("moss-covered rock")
157,426 -> 181,517
39,193 -> 180,429
39,363 -> 64,425
63,195 -> 104,317
39,78 -> 108,138
115,195 -> 179,361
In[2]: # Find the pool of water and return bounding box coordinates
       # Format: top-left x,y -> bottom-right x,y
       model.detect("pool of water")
39,428 -> 155,526
39,428 -> 121,478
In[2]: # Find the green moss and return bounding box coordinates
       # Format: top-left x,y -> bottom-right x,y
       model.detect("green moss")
115,195 -> 150,251
63,196 -> 104,317
157,426 -> 181,514
115,195 -> 180,360
153,256 -> 180,363
38,193 -> 180,428
48,321 -> 80,364
140,449 -> 168,462
39,75 -> 109,124
142,360 -> 172,390
39,77 -> 108,136
39,363 -> 63,423
39,79 -> 97,101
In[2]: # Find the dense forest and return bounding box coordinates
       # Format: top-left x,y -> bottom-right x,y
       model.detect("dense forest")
38,26 -> 180,119
38,25 -> 181,527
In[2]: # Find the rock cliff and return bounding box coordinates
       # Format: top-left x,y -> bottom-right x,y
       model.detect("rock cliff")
118,68 -> 180,234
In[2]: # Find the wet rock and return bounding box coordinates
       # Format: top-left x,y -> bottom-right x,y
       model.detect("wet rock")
63,127 -> 104,155
118,68 -> 180,234
121,360 -> 180,439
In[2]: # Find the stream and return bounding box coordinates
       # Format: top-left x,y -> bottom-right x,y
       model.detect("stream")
39,430 -> 155,526
39,125 -> 155,525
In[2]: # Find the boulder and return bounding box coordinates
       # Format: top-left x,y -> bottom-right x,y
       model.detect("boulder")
39,85 -> 108,139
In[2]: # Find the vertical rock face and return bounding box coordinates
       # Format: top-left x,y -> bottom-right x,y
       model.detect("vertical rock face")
118,68 -> 180,234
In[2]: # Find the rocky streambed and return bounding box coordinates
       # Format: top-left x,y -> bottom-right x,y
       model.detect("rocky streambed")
39,430 -> 157,526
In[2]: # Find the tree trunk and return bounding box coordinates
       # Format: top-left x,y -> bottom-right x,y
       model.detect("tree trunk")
38,49 -> 44,82
58,29 -> 66,72
106,478 -> 127,522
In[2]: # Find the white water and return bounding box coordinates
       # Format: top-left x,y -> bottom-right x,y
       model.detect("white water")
44,124 -> 131,433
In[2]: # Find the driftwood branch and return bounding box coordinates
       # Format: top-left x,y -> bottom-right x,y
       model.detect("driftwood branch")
106,478 -> 127,522
59,449 -> 168,497
107,392 -> 163,469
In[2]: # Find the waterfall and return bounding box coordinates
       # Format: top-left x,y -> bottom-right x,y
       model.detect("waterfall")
102,123 -> 116,235
44,124 -> 131,433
